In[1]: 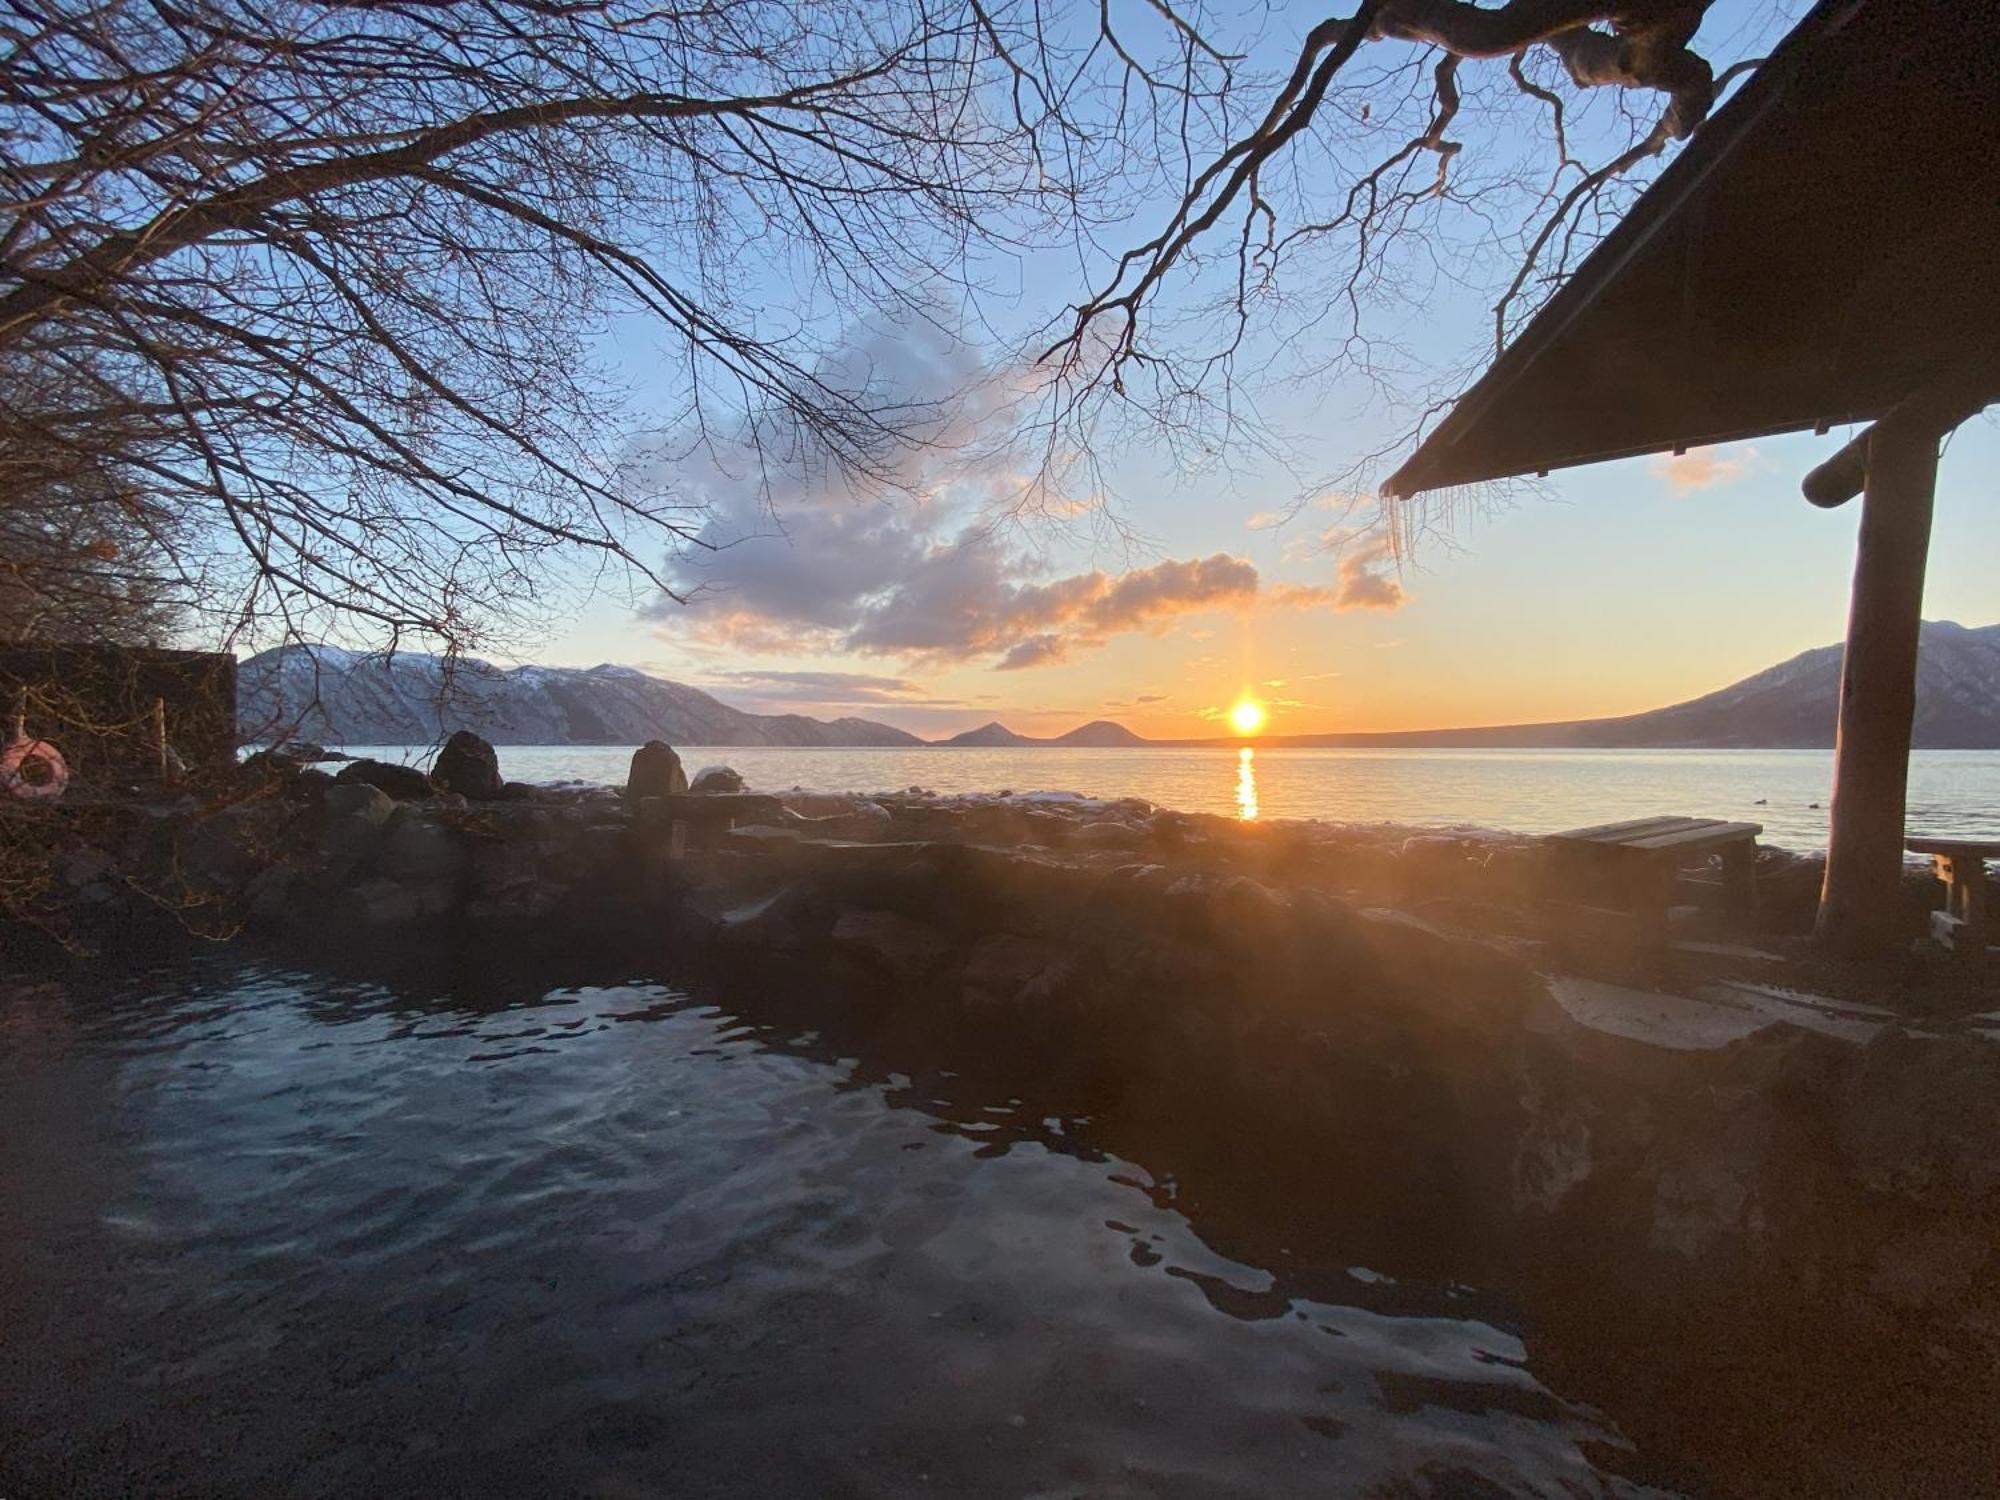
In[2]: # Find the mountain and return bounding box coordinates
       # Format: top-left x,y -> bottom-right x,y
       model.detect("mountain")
933,718 -> 1148,748
1177,620 -> 2000,750
1050,719 -> 1149,747
238,645 -> 925,747
937,721 -> 1030,747
1548,619 -> 2000,749
240,622 -> 2000,752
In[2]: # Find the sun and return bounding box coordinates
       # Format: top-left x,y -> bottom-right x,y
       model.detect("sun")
1228,696 -> 1267,736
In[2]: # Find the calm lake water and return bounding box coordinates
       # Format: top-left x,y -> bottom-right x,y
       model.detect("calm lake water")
341,744 -> 2000,851
0,952 -> 1671,1498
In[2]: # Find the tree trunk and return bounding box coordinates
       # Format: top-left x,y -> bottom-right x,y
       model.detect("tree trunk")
1815,419 -> 1940,956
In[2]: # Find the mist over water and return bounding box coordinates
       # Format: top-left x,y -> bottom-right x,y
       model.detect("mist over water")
341,745 -> 2000,849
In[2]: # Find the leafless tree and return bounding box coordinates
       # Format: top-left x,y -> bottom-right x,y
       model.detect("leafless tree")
0,0 -> 1132,652
0,0 -> 1786,654
0,347 -> 203,641
1037,0 -> 1784,497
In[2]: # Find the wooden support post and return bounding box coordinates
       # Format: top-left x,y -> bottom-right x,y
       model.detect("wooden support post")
1930,852 -> 1990,970
1720,840 -> 1758,927
1815,419 -> 1940,957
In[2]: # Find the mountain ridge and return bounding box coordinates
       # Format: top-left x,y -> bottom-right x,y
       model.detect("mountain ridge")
239,621 -> 2000,750
1161,620 -> 2000,750
936,718 -> 1148,748
238,645 -> 925,747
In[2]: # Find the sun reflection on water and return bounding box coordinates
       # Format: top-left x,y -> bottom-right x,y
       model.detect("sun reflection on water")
1235,747 -> 1258,821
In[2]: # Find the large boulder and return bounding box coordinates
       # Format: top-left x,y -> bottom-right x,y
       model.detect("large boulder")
431,730 -> 502,800
323,781 -> 395,825
625,740 -> 688,801
318,783 -> 394,872
290,766 -> 335,806
689,764 -> 745,794
335,757 -> 432,801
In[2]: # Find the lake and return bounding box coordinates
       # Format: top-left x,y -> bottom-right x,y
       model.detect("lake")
336,745 -> 2000,851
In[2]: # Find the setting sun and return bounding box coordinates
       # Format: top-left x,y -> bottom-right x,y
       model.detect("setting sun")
1228,696 -> 1267,736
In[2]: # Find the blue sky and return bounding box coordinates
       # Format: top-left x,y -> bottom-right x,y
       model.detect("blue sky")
525,0 -> 1997,736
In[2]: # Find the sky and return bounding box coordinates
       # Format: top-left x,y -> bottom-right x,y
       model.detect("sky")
524,1 -> 1997,740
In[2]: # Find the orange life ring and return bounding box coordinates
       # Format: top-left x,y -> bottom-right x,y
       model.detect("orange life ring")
0,736 -> 69,801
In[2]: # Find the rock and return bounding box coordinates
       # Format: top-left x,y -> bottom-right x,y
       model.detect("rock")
328,875 -> 439,928
290,766 -> 334,805
1870,1229 -> 1992,1311
323,781 -> 395,824
378,813 -> 465,884
174,805 -> 272,892
499,780 -> 540,801
960,932 -> 1071,1007
274,740 -> 349,763
59,845 -> 117,889
689,765 -> 745,794
431,730 -> 502,799
335,757 -> 432,801
723,824 -> 805,852
840,800 -> 895,836
1071,819 -> 1145,849
715,889 -> 815,950
830,908 -> 953,979
245,863 -> 302,924
239,747 -> 303,783
625,740 -> 688,801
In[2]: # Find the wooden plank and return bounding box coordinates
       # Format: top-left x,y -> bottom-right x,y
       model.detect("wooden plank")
1547,815 -> 1704,845
1548,814 -> 1699,843
1622,820 -> 1762,853
1906,835 -> 2000,857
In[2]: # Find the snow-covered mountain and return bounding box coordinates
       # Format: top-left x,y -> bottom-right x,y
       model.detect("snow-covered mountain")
1203,620 -> 2000,749
1569,619 -> 2000,748
238,645 -> 924,747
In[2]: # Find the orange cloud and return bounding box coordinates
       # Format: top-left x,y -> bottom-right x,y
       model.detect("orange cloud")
1650,445 -> 1758,493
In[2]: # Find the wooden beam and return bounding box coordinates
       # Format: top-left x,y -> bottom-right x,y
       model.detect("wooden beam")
1814,416 -> 1940,956
1802,365 -> 1995,508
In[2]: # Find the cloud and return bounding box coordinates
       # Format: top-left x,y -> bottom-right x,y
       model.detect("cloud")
996,634 -> 1067,671
1136,693 -> 1167,703
847,548 -> 1262,667
1331,536 -> 1407,611
1266,582 -> 1339,608
639,309 -> 1292,671
1651,445 -> 1758,493
700,669 -> 939,705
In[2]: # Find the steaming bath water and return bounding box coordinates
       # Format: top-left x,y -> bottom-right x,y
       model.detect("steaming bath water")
0,953 -> 1675,1498
340,744 -> 2000,849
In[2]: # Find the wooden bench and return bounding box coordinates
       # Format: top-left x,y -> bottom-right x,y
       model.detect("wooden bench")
1545,815 -> 1763,950
1907,835 -> 1997,968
